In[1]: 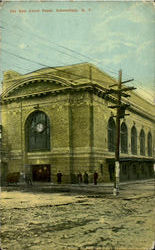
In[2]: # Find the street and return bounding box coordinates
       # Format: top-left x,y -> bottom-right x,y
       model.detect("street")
1,180 -> 155,250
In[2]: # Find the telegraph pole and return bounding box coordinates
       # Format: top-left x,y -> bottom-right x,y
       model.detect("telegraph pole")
113,70 -> 122,195
108,70 -> 135,196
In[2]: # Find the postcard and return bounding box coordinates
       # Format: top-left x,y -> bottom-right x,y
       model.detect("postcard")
0,1 -> 154,250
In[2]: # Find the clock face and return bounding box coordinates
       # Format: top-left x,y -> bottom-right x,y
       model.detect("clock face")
36,123 -> 44,133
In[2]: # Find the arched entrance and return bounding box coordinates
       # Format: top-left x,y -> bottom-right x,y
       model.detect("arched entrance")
25,110 -> 50,152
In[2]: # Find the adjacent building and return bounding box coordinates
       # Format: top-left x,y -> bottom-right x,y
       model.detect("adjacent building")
0,63 -> 154,183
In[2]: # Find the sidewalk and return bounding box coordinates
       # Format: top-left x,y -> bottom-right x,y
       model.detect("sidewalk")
1,178 -> 154,194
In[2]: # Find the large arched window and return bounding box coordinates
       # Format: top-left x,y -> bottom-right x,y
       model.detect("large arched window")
26,111 -> 50,152
140,129 -> 145,155
131,126 -> 137,155
121,122 -> 128,153
108,117 -> 116,152
148,132 -> 152,156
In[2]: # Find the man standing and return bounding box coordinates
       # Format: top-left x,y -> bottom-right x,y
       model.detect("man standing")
77,172 -> 82,184
57,171 -> 62,184
94,171 -> 98,185
84,172 -> 89,184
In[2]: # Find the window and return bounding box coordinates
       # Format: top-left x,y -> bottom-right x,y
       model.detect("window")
108,117 -> 116,152
141,165 -> 144,175
131,126 -> 137,155
25,111 -> 50,152
132,164 -> 137,174
140,129 -> 145,155
0,125 -> 2,149
100,164 -> 103,175
148,132 -> 152,156
121,122 -> 128,153
122,164 -> 127,175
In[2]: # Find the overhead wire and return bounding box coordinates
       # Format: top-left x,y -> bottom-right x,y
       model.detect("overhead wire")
2,46 -> 153,99
1,19 -> 120,76
1,21 -> 90,63
1,56 -> 37,72
1,20 -> 153,98
2,48 -> 119,89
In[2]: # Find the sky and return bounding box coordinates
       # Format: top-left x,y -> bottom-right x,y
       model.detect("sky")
0,1 -> 155,102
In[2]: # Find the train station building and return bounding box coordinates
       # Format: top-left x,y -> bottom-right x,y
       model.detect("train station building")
0,63 -> 154,183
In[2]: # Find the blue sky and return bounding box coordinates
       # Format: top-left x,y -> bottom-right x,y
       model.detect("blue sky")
0,1 -> 154,101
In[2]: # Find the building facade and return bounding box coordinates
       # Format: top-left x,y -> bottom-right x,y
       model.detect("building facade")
1,63 -> 154,183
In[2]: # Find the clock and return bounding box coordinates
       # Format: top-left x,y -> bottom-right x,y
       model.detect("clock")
36,123 -> 44,133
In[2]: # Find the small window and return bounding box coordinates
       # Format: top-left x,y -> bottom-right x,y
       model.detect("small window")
140,129 -> 145,156
132,164 -> 137,174
121,122 -> 128,153
100,164 -> 103,175
122,164 -> 127,175
131,126 -> 137,155
147,132 -> 152,156
108,117 -> 116,152
141,166 -> 144,175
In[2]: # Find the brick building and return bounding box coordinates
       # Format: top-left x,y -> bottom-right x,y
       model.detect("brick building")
0,63 -> 154,183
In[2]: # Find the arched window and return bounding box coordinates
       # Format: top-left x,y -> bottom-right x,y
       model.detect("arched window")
131,126 -> 137,155
148,132 -> 152,156
121,122 -> 128,153
25,111 -> 50,152
108,117 -> 116,152
140,129 -> 145,155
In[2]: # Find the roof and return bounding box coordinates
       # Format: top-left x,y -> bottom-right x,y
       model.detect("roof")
1,63 -> 155,120
2,62 -> 117,88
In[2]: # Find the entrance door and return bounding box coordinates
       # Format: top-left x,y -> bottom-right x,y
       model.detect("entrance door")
108,164 -> 115,181
32,165 -> 51,182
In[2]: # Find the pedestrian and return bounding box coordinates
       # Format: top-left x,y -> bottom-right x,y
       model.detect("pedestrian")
94,171 -> 98,185
84,171 -> 89,184
57,171 -> 62,184
20,172 -> 25,181
77,172 -> 82,184
25,174 -> 32,186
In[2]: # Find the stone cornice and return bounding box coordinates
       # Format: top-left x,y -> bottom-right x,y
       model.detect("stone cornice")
1,86 -> 72,102
1,75 -> 72,99
1,78 -> 154,123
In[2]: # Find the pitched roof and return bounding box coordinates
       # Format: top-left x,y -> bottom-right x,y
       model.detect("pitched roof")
3,62 -> 117,88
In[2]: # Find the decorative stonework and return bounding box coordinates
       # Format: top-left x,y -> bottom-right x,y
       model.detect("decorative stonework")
1,63 -> 155,184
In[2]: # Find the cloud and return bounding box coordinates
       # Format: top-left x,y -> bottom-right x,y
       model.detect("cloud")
19,43 -> 27,49
136,40 -> 153,56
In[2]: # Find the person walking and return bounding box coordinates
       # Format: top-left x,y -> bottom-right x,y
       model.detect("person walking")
57,171 -> 62,184
94,171 -> 98,185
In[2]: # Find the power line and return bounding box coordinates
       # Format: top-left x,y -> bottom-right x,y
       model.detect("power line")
2,19 -> 153,85
2,48 -> 53,68
2,46 -> 153,100
2,48 -> 118,89
1,21 -> 89,63
1,20 -> 153,96
114,68 -> 154,97
1,44 -> 153,99
3,40 -> 85,69
1,58 -> 36,73
1,19 -> 120,75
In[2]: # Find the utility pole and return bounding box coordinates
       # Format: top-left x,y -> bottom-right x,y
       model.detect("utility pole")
107,70 -> 135,196
114,70 -> 122,195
